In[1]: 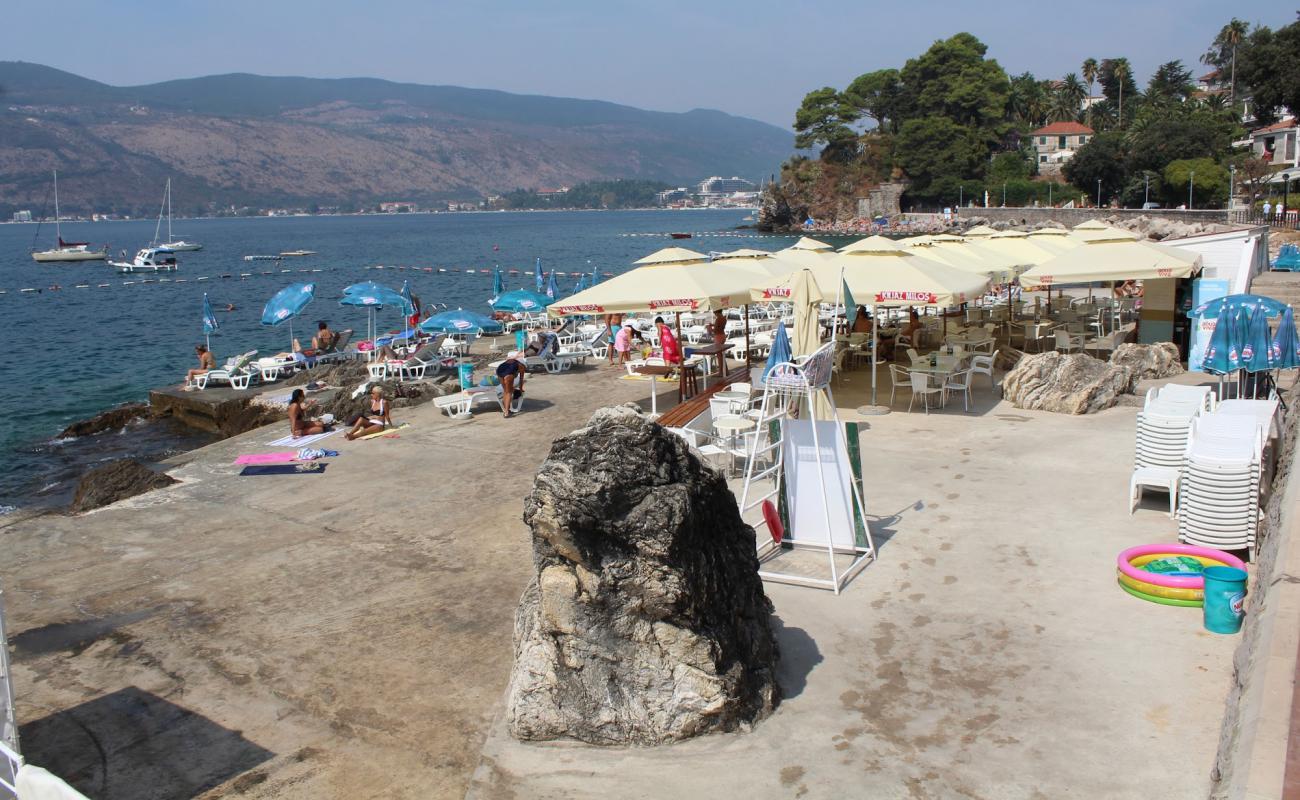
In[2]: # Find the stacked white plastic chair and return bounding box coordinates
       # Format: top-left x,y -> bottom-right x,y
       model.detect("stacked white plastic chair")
1178,414 -> 1264,561
1130,397 -> 1202,517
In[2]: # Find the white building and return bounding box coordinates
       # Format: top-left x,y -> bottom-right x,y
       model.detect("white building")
696,176 -> 756,196
11,210 -> 32,223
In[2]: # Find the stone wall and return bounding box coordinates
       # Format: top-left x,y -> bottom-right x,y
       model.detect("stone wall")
1209,378 -> 1300,797
963,207 -> 1230,227
856,183 -> 906,219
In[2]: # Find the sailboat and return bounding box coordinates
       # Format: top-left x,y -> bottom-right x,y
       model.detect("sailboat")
156,178 -> 202,251
30,170 -> 108,263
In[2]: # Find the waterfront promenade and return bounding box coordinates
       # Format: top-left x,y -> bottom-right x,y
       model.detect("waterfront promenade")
0,361 -> 1246,798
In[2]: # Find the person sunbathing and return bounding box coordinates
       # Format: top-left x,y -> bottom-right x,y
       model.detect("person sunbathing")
345,386 -> 392,439
312,321 -> 338,352
288,389 -> 330,437
185,345 -> 216,387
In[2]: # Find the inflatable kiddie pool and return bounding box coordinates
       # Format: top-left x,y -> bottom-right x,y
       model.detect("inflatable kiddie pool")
1116,543 -> 1247,607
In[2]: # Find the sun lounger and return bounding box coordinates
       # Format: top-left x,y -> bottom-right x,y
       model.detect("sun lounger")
386,340 -> 447,381
195,351 -> 258,390
315,329 -> 355,364
434,387 -> 498,419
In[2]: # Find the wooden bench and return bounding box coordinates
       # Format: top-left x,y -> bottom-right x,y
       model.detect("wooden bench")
655,367 -> 751,429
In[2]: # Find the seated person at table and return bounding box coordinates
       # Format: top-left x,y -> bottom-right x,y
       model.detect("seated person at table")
287,389 -> 330,437
345,386 -> 392,440
851,306 -> 872,333
185,345 -> 216,387
901,308 -> 922,344
312,321 -> 338,353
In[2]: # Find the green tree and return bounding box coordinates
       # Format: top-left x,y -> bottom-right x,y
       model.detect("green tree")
1081,58 -> 1099,128
1237,20 -> 1300,124
1163,158 -> 1229,208
988,150 -> 1032,181
1007,72 -> 1050,127
1063,132 -> 1127,204
793,87 -> 861,161
844,69 -> 904,133
1202,18 -> 1250,102
1099,58 -> 1135,125
1146,60 -> 1194,104
1124,103 -> 1239,176
1054,73 -> 1086,121
897,33 -> 1010,128
894,115 -> 990,201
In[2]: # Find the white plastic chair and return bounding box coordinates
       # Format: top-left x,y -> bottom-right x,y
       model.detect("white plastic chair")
907,371 -> 943,414
969,353 -> 995,387
943,369 -> 975,412
1054,329 -> 1083,353
888,364 -> 912,406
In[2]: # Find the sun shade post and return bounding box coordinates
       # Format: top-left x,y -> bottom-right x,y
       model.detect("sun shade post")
676,311 -> 684,403
744,304 -> 752,368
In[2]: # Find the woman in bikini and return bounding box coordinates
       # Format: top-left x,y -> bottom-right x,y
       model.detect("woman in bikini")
288,389 -> 329,438
345,386 -> 393,440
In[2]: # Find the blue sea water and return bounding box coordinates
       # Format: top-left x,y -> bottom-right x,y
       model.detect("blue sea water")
0,209 -> 793,508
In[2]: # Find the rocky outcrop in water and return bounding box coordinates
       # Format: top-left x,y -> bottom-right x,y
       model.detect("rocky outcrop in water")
70,459 -> 178,513
58,404 -> 151,439
506,404 -> 779,745
1110,342 -> 1184,381
1002,352 -> 1136,414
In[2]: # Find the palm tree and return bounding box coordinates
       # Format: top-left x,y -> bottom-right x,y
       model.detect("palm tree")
1112,58 -> 1131,126
1221,19 -> 1249,103
1081,58 -> 1099,128
1059,73 -> 1087,115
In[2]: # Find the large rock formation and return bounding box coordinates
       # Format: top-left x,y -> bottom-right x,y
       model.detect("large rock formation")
1110,342 -> 1185,381
506,405 -> 779,745
58,403 -> 151,439
1002,352 -> 1136,414
70,459 -> 178,513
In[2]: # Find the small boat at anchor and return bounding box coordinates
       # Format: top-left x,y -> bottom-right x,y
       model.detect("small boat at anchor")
30,171 -> 108,263
244,255 -> 284,262
670,232 -> 692,239
279,250 -> 317,257
110,246 -> 179,274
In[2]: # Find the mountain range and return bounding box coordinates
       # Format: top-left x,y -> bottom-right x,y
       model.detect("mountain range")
0,62 -> 792,215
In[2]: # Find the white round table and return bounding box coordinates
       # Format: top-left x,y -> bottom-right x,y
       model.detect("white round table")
712,414 -> 756,476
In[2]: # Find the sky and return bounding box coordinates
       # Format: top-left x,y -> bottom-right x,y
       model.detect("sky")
2,1 -> 1294,128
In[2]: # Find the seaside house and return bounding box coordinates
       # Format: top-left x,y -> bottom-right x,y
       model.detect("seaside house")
1248,118 -> 1298,168
1029,122 -> 1094,175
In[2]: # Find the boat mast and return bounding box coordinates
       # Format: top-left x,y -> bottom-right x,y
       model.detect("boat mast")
167,179 -> 173,242
52,170 -> 61,244
153,179 -> 167,246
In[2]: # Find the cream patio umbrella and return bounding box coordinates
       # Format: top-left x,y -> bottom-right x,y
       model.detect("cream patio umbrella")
753,240 -> 990,406
789,236 -> 834,251
1025,227 -> 1080,254
1018,236 -> 1203,288
963,225 -> 998,237
1073,218 -> 1111,231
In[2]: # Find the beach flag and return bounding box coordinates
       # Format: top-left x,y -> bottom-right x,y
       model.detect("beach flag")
842,278 -> 857,330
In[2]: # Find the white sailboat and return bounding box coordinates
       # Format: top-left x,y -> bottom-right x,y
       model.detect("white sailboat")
156,179 -> 202,251
30,170 -> 108,263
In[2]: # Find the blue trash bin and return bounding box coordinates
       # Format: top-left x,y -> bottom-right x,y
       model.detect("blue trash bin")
515,330 -> 528,351
458,363 -> 474,390
1202,566 -> 1247,634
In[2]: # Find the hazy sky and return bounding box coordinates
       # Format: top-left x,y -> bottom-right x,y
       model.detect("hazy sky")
3,1 -> 1293,127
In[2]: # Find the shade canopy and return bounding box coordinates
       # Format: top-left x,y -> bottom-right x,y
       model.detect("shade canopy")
490,289 -> 553,312
633,247 -> 709,266
339,282 -> 413,314
713,248 -> 773,259
840,235 -> 905,254
419,308 -> 504,334
1073,218 -> 1110,230
1018,238 -> 1202,288
261,282 -> 316,326
549,252 -> 788,316
963,225 -> 998,237
753,248 -> 989,309
789,236 -> 833,251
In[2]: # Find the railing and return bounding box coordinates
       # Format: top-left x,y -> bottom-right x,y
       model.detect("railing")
1232,210 -> 1300,231
0,741 -> 19,800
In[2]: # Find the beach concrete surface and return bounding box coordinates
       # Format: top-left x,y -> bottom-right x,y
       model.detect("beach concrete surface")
0,360 -> 661,799
467,375 -> 1238,799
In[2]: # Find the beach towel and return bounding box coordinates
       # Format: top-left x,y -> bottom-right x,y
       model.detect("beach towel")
355,423 -> 410,441
240,462 -> 328,476
266,429 -> 340,447
235,452 -> 298,465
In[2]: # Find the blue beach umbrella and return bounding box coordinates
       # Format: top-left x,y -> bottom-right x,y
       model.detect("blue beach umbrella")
590,260 -> 600,286
534,257 -> 544,292
545,270 -> 559,299
574,274 -> 587,294
399,280 -> 415,315
492,268 -> 505,299
763,322 -> 793,382
419,308 -> 504,335
1243,302 -> 1276,373
490,289 -> 552,313
1190,293 -> 1289,320
1201,304 -> 1243,376
1271,306 -> 1300,370
340,281 -> 413,359
202,292 -> 219,351
261,282 -> 316,349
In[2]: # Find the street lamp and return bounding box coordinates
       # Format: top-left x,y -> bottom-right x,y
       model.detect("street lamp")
959,185 -> 963,208
1284,173 -> 1292,221
1229,164 -> 1236,213
1002,181 -> 1007,207
1144,174 -> 1150,208
1096,178 -> 1102,208
1188,170 -> 1195,209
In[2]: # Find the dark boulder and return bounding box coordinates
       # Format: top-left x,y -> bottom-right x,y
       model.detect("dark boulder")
70,459 -> 178,513
58,404 -> 151,438
506,404 -> 779,745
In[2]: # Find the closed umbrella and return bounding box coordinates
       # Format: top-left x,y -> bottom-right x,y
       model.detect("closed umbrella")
261,282 -> 316,350
545,270 -> 560,299
534,257 -> 544,292
1270,306 -> 1300,370
1243,302 -> 1276,373
420,308 -> 504,335
1191,293 -> 1288,320
1202,304 -> 1243,376
202,292 -> 219,351
493,268 -> 505,300
763,321 -> 792,382
490,289 -> 552,313
590,261 -> 600,286
574,274 -> 587,294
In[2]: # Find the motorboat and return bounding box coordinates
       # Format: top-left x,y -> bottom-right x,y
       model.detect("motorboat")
110,246 -> 179,274
163,239 -> 203,252
30,170 -> 107,263
244,254 -> 283,262
279,250 -> 317,257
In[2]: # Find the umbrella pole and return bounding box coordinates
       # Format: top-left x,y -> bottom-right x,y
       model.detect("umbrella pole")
871,312 -> 878,406
676,312 -> 685,402
744,304 -> 752,369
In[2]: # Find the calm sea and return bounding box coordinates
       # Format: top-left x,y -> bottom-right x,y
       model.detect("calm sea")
0,209 -> 797,509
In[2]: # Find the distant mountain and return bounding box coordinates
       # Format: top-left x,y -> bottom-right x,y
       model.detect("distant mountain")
0,62 -> 792,215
